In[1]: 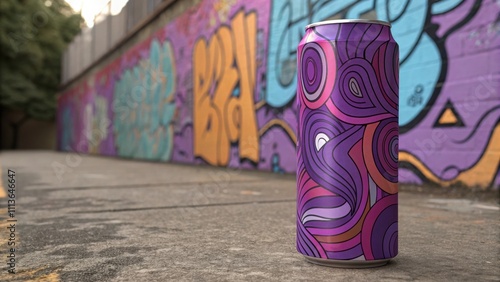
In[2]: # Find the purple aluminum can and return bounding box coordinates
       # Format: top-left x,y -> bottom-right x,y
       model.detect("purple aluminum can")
296,19 -> 398,268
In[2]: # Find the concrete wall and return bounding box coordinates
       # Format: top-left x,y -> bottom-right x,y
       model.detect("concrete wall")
58,0 -> 500,190
1,110 -> 56,150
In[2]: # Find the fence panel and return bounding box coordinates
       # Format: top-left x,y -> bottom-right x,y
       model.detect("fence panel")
93,17 -> 110,60
110,9 -> 126,47
81,28 -> 93,70
63,0 -> 172,83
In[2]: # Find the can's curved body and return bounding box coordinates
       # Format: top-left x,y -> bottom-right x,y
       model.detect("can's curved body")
296,20 -> 399,268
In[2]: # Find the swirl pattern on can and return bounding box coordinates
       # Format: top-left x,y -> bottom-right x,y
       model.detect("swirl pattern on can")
297,22 -> 398,261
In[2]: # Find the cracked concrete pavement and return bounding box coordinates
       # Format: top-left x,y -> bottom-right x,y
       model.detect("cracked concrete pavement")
0,151 -> 498,281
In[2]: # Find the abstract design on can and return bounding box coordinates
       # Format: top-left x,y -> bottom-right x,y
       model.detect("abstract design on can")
296,23 -> 398,261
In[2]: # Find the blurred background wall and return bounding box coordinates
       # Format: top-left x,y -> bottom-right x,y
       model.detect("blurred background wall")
1,110 -> 57,149
57,0 -> 500,190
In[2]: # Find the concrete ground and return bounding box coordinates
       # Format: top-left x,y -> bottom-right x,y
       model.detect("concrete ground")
0,151 -> 498,281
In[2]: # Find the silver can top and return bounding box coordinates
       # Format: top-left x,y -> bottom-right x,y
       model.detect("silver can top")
305,19 -> 391,30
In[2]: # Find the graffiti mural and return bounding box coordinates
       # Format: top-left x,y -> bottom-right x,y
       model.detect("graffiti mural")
58,82 -> 93,153
397,0 -> 500,188
193,10 -> 259,166
113,39 -> 176,161
58,0 -> 500,189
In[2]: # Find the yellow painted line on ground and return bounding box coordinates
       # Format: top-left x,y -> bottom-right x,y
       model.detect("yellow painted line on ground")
0,164 -> 60,282
25,268 -> 61,282
0,163 -> 6,198
0,266 -> 61,282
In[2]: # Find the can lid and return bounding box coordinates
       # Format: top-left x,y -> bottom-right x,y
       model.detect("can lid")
305,19 -> 391,30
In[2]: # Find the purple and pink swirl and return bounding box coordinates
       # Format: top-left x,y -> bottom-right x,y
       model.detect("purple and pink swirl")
297,22 -> 398,261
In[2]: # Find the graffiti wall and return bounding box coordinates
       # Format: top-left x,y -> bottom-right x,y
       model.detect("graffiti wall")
58,0 -> 500,189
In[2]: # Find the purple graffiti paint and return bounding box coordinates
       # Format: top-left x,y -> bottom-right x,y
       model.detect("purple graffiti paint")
296,19 -> 399,268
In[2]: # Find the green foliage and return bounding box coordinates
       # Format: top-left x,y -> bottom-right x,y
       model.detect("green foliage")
0,0 -> 83,120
